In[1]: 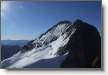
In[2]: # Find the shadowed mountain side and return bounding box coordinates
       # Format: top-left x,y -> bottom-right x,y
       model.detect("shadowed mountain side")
24,54 -> 68,68
61,19 -> 101,68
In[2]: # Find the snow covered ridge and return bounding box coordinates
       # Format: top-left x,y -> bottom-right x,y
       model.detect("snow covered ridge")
1,19 -> 101,68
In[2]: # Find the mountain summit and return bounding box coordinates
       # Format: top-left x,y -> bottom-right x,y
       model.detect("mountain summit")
1,19 -> 101,68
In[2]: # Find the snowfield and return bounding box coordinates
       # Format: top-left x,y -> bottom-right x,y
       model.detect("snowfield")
1,21 -> 75,68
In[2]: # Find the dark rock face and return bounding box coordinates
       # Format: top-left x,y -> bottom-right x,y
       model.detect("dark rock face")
61,19 -> 101,68
21,40 -> 35,53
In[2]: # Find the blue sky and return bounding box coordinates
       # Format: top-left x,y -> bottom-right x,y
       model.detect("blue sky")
1,1 -> 101,40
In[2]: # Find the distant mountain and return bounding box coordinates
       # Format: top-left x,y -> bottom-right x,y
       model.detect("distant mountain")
1,40 -> 29,61
1,19 -> 101,68
1,40 -> 29,47
1,45 -> 21,61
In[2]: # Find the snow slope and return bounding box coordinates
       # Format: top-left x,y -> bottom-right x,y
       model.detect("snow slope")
1,21 -> 76,68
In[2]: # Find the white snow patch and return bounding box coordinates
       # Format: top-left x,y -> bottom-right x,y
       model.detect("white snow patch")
2,23 -> 76,68
7,33 -> 70,68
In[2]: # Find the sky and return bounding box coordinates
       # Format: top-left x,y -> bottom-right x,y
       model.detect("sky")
1,1 -> 101,40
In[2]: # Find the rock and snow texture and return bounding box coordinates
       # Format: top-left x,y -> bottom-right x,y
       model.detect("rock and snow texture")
1,19 -> 101,68
1,20 -> 74,68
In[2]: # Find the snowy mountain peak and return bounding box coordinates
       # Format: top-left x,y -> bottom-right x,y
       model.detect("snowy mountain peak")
56,20 -> 72,25
25,20 -> 74,52
1,19 -> 101,68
